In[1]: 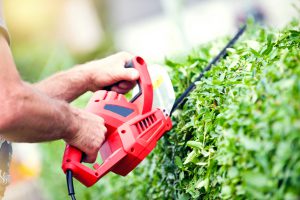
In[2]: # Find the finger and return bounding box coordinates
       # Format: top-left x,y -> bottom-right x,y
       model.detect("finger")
101,126 -> 107,137
113,51 -> 134,61
111,85 -> 129,94
118,81 -> 135,90
116,68 -> 139,82
84,151 -> 97,163
85,126 -> 106,163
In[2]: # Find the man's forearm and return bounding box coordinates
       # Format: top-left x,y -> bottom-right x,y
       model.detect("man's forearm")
0,34 -> 108,161
0,82 -> 78,143
34,67 -> 90,102
0,35 -> 77,142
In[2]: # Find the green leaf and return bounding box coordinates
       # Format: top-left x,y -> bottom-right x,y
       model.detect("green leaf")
195,178 -> 209,190
175,156 -> 183,168
186,141 -> 203,149
183,150 -> 197,165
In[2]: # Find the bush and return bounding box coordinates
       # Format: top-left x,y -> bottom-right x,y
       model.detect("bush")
41,19 -> 300,200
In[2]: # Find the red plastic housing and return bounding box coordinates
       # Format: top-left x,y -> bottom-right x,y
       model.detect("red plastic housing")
62,57 -> 172,187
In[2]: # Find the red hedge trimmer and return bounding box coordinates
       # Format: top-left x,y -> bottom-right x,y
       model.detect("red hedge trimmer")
62,25 -> 247,200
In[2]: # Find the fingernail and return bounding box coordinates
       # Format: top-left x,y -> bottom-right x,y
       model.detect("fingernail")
119,82 -> 128,89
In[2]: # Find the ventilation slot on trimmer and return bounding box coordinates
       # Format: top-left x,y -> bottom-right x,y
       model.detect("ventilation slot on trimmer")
136,114 -> 157,133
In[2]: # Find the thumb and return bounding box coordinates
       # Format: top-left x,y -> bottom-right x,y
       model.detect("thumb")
115,68 -> 139,82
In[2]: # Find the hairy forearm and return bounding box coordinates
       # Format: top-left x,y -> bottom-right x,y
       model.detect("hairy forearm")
0,35 -> 77,142
34,67 -> 90,102
0,81 -> 79,143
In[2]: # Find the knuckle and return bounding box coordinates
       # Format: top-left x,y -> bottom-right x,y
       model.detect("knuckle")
87,155 -> 96,163
102,126 -> 107,133
117,51 -> 132,59
98,117 -> 104,123
94,139 -> 101,148
85,146 -> 93,155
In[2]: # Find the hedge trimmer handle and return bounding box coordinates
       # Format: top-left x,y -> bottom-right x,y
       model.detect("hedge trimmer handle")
62,56 -> 165,187
125,56 -> 153,114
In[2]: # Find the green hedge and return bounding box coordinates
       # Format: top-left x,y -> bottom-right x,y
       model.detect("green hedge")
41,19 -> 300,200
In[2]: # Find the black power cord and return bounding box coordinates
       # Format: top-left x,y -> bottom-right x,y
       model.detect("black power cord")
170,24 -> 247,116
66,170 -> 76,200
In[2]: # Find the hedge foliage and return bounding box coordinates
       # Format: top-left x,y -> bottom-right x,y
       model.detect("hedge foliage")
41,19 -> 300,200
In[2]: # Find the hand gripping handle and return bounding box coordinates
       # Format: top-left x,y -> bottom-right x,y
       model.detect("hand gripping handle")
63,145 -> 99,187
126,56 -> 153,114
62,56 -> 153,187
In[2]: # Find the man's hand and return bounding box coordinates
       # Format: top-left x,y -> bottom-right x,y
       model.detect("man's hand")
64,109 -> 107,163
79,52 -> 139,93
35,52 -> 140,102
32,52 -> 140,162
